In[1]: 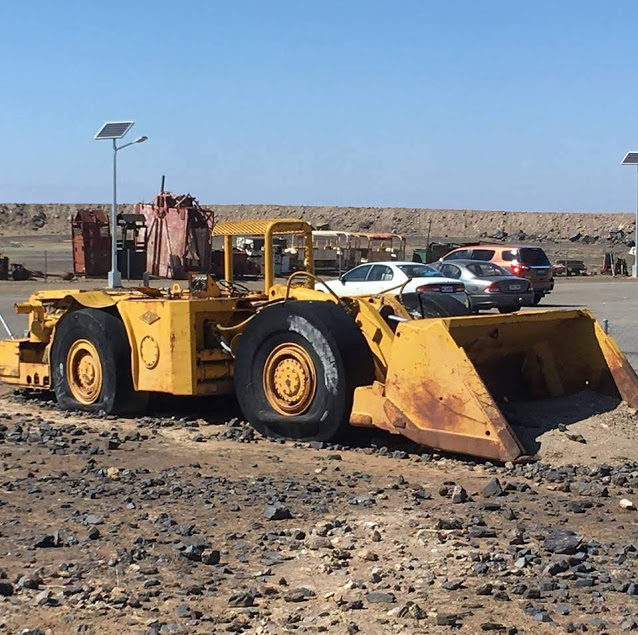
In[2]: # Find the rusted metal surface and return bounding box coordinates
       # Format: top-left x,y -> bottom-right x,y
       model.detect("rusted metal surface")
71,209 -> 111,276
385,318 -> 525,461
594,319 -> 638,407
351,309 -> 638,462
137,192 -> 214,279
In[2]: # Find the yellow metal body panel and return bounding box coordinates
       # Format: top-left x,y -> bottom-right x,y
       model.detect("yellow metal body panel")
0,339 -> 50,388
593,319 -> 638,406
22,288 -> 123,308
116,296 -> 253,396
0,340 -> 21,380
0,288 -> 255,398
351,309 -> 638,461
213,218 -> 313,237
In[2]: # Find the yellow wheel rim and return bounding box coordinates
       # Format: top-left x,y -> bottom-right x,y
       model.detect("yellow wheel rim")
66,339 -> 103,405
263,343 -> 317,416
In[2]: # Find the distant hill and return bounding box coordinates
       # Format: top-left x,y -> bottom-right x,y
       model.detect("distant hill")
0,202 -> 634,244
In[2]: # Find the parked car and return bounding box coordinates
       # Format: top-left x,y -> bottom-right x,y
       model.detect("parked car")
319,261 -> 467,306
440,244 -> 554,305
434,259 -> 533,313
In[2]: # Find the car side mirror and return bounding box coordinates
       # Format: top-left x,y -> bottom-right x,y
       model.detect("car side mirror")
339,275 -> 345,283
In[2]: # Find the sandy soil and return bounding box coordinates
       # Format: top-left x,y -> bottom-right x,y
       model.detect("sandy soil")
504,392 -> 638,465
1,390 -> 638,633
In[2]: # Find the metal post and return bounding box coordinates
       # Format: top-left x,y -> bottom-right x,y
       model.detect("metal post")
264,229 -> 274,292
108,139 -> 122,288
223,235 -> 233,282
0,313 -> 14,339
603,319 -> 609,335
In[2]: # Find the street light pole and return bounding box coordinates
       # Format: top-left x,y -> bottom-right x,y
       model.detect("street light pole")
620,152 -> 638,277
109,138 -> 121,288
94,122 -> 147,289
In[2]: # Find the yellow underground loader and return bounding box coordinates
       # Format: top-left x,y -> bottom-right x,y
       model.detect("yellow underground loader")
0,219 -> 637,462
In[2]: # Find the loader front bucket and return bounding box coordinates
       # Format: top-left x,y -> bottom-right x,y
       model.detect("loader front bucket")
350,309 -> 638,462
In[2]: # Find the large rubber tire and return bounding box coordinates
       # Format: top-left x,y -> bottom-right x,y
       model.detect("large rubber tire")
532,292 -> 543,306
234,301 -> 374,441
51,308 -> 148,415
401,292 -> 471,318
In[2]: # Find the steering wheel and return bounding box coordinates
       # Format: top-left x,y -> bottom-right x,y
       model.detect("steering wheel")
217,279 -> 251,296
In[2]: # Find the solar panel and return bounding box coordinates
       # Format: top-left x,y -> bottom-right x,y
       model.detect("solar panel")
94,121 -> 135,140
621,152 -> 638,165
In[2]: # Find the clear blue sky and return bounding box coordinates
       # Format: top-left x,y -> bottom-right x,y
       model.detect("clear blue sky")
2,1 -> 637,212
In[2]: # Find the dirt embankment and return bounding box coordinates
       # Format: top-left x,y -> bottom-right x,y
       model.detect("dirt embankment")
0,202 -> 634,242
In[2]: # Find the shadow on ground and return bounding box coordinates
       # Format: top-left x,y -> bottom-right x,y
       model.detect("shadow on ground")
501,391 -> 620,456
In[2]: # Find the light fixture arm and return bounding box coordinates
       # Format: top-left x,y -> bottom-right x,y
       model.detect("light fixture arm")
115,136 -> 147,152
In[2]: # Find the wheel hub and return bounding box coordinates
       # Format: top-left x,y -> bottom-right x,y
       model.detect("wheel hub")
66,339 -> 102,405
263,343 -> 317,416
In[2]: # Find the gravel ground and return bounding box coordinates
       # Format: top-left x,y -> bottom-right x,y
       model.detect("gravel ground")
2,392 -> 638,634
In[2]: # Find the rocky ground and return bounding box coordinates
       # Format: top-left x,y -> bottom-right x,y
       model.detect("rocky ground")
1,392 -> 638,634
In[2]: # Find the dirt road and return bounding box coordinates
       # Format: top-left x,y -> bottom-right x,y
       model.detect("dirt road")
537,278 -> 638,370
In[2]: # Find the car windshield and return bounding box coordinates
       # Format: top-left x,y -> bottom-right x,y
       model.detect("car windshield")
467,262 -> 509,277
520,248 -> 551,266
397,264 -> 440,278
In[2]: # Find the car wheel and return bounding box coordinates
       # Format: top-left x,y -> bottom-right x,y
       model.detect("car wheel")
532,292 -> 543,306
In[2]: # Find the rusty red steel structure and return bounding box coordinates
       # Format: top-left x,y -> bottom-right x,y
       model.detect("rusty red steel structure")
71,209 -> 111,276
136,192 -> 215,279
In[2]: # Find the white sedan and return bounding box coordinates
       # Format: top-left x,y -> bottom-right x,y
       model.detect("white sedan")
318,261 -> 467,305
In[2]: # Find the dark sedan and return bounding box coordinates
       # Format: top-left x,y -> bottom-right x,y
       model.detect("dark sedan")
433,260 -> 533,313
